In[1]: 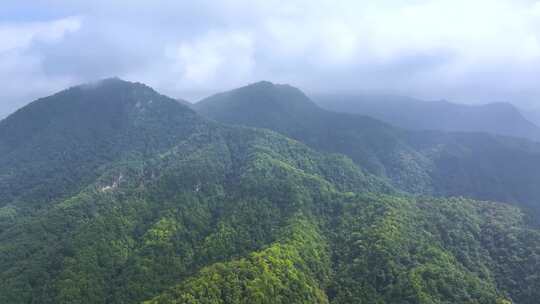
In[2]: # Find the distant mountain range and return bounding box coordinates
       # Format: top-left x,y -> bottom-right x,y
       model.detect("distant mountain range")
1,79 -> 539,304
314,93 -> 540,142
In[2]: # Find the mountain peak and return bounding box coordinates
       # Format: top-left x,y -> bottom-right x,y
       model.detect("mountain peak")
0,79 -> 197,150
0,79 -> 205,207
74,77 -> 151,94
195,81 -> 319,121
243,80 -> 302,94
247,80 -> 276,88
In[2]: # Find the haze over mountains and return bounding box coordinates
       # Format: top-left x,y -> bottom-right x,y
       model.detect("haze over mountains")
315,94 -> 540,142
1,78 -> 540,304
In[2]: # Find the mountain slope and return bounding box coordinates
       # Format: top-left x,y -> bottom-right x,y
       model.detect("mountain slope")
0,78 -> 205,222
0,80 -> 390,303
196,81 -> 540,218
196,82 -> 432,193
1,79 -> 539,304
315,93 -> 540,142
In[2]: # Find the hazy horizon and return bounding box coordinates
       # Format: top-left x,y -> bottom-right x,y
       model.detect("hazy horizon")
2,0 -> 540,117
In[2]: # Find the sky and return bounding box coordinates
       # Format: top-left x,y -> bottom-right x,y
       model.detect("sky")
1,0 -> 540,118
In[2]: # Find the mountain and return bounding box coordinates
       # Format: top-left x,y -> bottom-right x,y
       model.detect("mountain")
196,82 -> 429,192
314,93 -> 540,142
521,106 -> 540,127
0,78 -> 387,303
196,81 -> 540,218
0,78 -> 205,222
1,79 -> 539,304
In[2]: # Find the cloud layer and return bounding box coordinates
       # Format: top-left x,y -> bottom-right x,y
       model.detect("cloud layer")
1,0 -> 540,117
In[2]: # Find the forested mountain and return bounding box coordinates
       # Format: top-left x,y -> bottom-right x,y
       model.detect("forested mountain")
195,82 -> 540,218
1,79 -> 540,304
315,93 -> 540,142
0,78 -> 206,224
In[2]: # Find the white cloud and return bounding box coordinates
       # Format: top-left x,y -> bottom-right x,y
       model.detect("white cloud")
1,0 -> 540,114
0,16 -> 81,53
241,0 -> 540,102
165,30 -> 255,89
256,0 -> 540,64
0,16 -> 82,117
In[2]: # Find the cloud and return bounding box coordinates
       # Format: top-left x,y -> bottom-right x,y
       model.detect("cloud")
0,16 -> 80,52
165,30 -> 255,89
1,0 -> 540,117
0,16 -> 82,117
275,0 -> 540,104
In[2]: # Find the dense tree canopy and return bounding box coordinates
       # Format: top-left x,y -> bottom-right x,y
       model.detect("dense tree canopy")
196,81 -> 540,219
0,79 -> 538,303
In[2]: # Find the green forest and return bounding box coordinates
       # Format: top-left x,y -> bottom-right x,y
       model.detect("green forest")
1,79 -> 539,303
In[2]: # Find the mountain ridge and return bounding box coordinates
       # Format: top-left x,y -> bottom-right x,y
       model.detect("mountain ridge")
1,79 -> 539,304
195,81 -> 540,219
0,78 -> 205,218
314,93 -> 540,142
